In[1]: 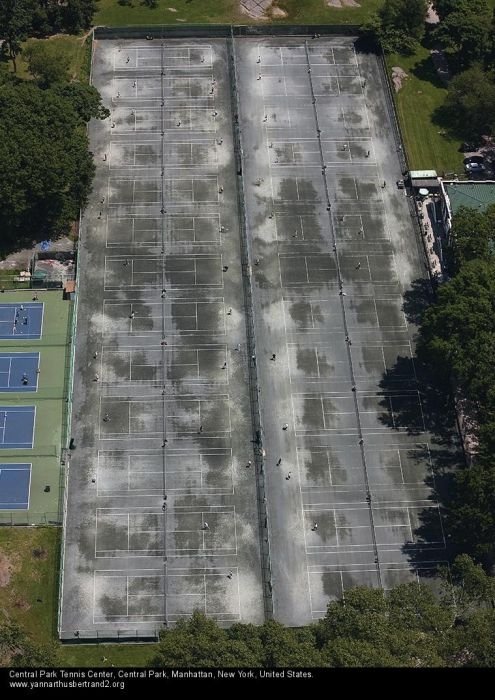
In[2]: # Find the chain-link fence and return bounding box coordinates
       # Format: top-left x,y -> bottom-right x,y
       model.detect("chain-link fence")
0,511 -> 61,526
61,628 -> 160,643
94,23 -> 360,40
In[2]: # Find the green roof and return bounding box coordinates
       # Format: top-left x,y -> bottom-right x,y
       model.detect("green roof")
445,181 -> 495,215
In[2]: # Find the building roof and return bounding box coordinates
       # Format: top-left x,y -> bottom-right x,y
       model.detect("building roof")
411,178 -> 440,189
444,181 -> 495,215
410,169 -> 438,179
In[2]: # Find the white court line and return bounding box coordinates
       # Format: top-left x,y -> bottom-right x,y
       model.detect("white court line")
6,358 -> 12,390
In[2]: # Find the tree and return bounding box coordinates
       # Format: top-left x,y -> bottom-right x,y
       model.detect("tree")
432,0 -> 463,21
317,585 -> 452,667
63,0 -> 97,33
151,611 -> 263,667
435,0 -> 492,68
53,83 -> 110,122
0,82 -> 98,253
0,621 -> 58,667
148,575 -> 495,668
442,65 -> 495,138
445,464 -> 495,565
417,260 -> 495,415
24,40 -> 71,87
0,0 -> 37,72
443,553 -> 495,611
451,609 -> 495,666
363,0 -> 428,54
379,0 -> 428,41
258,621 -> 323,667
447,205 -> 495,272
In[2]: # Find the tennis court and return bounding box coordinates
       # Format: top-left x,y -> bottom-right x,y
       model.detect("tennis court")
0,352 -> 39,392
0,303 -> 44,339
236,35 -> 449,625
60,36 -> 265,639
60,33 -> 454,638
0,406 -> 36,449
0,463 -> 31,509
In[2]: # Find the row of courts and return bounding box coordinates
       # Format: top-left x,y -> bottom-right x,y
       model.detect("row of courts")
0,302 -> 44,511
59,36 -> 452,638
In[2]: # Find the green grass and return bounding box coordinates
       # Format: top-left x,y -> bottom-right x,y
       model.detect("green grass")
277,0 -> 383,25
58,641 -> 156,666
386,47 -> 462,175
0,527 -> 158,666
0,271 -> 30,291
0,527 -> 60,643
94,0 -> 383,27
12,35 -> 92,82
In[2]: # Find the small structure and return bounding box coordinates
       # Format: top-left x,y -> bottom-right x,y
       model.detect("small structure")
409,169 -> 440,193
63,280 -> 76,301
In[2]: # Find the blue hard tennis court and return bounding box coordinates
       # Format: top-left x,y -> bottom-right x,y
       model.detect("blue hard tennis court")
0,303 -> 44,339
0,406 -> 36,449
0,464 -> 31,509
0,353 -> 39,392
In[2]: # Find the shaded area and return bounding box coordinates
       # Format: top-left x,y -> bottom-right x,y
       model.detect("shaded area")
376,276 -> 465,575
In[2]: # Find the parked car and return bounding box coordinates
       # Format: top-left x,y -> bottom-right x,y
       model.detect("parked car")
464,156 -> 485,173
465,163 -> 485,173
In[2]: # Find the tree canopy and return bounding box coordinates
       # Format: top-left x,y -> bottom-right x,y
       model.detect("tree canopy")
0,0 -> 97,71
363,0 -> 428,54
417,259 -> 495,421
0,621 -> 58,667
415,202 -> 495,565
24,40 -> 71,87
0,0 -> 37,73
434,0 -> 492,68
150,560 -> 495,667
442,66 -> 495,138
0,80 -> 108,253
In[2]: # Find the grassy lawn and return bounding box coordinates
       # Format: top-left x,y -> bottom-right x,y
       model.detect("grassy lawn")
58,641 -> 156,667
95,0 -> 383,26
10,34 -> 92,82
0,527 -> 60,644
387,47 -> 462,175
96,0 -> 245,25
0,270 -> 30,290
0,527 -> 158,666
277,0 -> 383,25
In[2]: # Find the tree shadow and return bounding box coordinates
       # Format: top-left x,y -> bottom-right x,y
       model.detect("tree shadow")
401,277 -> 437,326
410,54 -> 446,90
377,346 -> 466,574
431,101 -> 468,141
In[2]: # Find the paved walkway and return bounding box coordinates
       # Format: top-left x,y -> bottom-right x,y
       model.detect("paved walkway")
240,0 -> 272,19
417,196 -> 444,281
